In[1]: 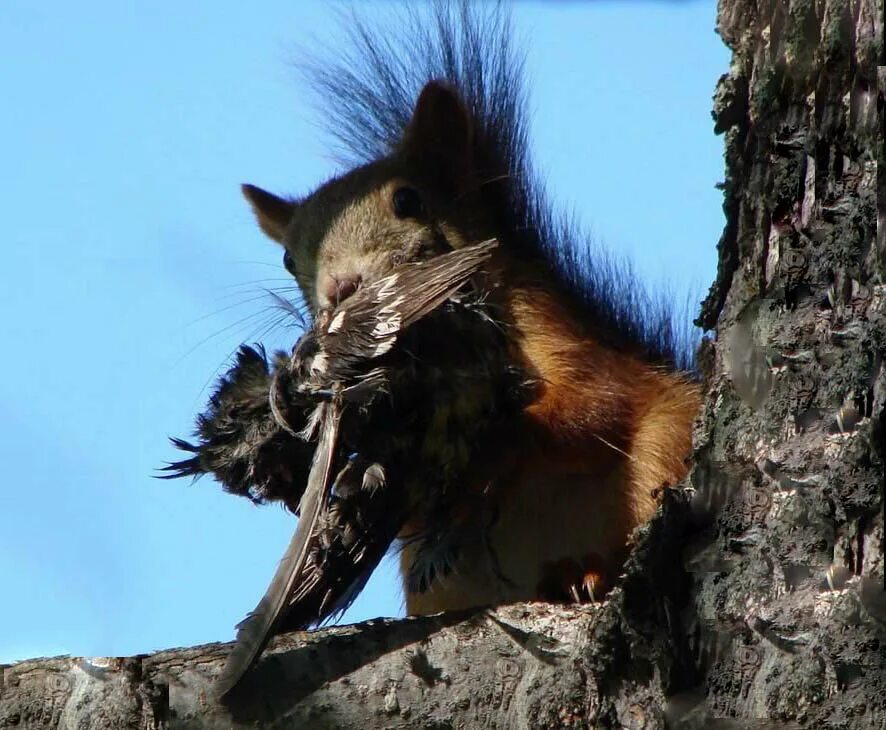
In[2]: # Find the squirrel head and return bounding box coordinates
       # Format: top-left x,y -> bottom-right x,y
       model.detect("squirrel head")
242,82 -> 492,312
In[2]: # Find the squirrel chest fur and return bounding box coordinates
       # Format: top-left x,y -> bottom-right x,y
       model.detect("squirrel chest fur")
237,6 -> 700,614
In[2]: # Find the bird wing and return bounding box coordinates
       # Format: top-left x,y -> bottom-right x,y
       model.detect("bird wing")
321,239 -> 497,368
370,238 -> 497,329
215,401 -> 341,698
215,239 -> 498,696
274,460 -> 406,635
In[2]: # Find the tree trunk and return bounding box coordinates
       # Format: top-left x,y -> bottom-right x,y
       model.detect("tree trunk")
687,0 -> 884,726
1,0 -> 882,727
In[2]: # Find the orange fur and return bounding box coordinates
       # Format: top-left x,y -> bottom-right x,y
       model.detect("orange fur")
402,270 -> 700,614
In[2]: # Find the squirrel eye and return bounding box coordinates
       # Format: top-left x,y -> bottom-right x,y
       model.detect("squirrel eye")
282,250 -> 297,276
392,186 -> 424,219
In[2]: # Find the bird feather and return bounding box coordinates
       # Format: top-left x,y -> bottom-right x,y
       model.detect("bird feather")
215,402 -> 341,697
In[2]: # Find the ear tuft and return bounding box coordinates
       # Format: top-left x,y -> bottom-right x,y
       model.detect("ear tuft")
402,81 -> 473,194
242,184 -> 295,242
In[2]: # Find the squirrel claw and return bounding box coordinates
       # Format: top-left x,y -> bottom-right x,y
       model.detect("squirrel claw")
537,554 -> 610,605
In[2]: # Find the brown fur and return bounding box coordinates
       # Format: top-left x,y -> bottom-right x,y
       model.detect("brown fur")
242,79 -> 700,614
400,267 -> 699,614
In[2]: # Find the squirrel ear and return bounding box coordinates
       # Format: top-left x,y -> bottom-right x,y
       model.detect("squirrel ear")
241,184 -> 294,242
402,81 -> 473,194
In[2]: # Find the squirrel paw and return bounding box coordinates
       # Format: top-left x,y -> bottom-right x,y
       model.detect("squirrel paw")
536,554 -> 610,604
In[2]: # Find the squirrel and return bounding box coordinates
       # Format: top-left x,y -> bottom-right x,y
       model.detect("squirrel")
234,4 -> 700,616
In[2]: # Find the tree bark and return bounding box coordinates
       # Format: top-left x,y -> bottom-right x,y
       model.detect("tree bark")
1,0 -> 882,727
687,0 -> 884,726
0,486 -> 695,729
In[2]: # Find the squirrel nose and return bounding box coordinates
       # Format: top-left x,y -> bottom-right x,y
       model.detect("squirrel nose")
320,273 -> 362,307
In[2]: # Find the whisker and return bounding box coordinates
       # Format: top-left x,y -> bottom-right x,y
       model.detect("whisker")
186,292 -> 296,326
218,277 -> 297,291
228,259 -> 289,269
188,351 -> 240,411
262,288 -> 308,328
189,282 -> 310,327
171,307 -> 284,369
242,307 -> 306,350
252,313 -> 297,343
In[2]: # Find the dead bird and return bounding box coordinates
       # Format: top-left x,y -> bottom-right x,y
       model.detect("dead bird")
165,240 -> 535,695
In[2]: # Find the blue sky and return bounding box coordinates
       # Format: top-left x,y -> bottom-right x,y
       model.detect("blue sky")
0,1 -> 729,664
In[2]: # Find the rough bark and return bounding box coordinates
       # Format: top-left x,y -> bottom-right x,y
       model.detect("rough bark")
0,486 -> 694,729
1,0 -> 883,727
0,606 -> 594,729
686,0 -> 884,726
